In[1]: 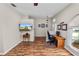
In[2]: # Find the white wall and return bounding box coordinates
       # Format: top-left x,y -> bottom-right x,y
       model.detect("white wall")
0,20 -> 3,53
55,4 -> 79,39
34,19 -> 52,37
55,4 -> 79,55
0,4 -> 21,54
20,19 -> 35,42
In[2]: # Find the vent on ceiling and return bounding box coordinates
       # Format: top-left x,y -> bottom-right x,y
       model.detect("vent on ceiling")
11,3 -> 16,7
34,3 -> 38,6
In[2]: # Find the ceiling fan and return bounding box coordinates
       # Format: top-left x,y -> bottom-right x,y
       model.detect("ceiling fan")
34,3 -> 38,6
10,3 -> 38,7
10,3 -> 16,7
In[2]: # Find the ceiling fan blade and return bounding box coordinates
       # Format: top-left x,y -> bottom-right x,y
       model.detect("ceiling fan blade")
11,3 -> 16,7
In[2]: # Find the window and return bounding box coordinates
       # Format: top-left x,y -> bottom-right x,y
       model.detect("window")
72,27 -> 79,49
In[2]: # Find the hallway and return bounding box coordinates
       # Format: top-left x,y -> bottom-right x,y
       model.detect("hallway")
5,37 -> 72,56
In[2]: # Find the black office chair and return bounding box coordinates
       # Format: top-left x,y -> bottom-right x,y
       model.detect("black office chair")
47,31 -> 57,45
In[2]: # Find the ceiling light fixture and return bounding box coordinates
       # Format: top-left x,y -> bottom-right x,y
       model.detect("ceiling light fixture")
34,3 -> 38,6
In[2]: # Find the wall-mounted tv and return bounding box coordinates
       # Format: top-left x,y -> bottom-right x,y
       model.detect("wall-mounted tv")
19,24 -> 32,31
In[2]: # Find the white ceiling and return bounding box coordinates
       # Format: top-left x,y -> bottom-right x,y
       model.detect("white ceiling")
9,3 -> 70,19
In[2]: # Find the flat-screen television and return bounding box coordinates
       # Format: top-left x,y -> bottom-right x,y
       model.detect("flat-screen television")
19,24 -> 32,31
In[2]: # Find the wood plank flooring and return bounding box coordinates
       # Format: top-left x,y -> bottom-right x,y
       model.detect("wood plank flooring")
5,37 -> 72,56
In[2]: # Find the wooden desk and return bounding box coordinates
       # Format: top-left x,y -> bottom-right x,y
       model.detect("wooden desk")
54,35 -> 65,48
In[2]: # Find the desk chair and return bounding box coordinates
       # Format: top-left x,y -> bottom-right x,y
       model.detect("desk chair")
23,33 -> 30,43
47,31 -> 57,46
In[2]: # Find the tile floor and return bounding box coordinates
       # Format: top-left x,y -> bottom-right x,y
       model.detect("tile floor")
5,37 -> 72,56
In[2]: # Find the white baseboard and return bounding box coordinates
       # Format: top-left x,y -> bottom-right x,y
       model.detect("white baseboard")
0,40 -> 22,55
65,45 -> 76,56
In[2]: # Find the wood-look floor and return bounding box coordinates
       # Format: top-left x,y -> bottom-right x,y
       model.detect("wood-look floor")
5,37 -> 72,56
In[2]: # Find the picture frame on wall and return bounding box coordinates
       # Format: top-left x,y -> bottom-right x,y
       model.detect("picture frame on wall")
62,24 -> 67,31
57,25 -> 61,30
38,24 -> 40,27
41,24 -> 45,28
46,24 -> 48,27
